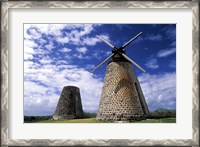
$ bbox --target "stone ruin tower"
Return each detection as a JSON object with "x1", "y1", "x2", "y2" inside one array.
[
  {"x1": 53, "y1": 86, "x2": 84, "y2": 120},
  {"x1": 93, "y1": 32, "x2": 149, "y2": 122}
]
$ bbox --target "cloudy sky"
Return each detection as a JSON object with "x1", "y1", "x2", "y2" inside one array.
[{"x1": 24, "y1": 24, "x2": 176, "y2": 116}]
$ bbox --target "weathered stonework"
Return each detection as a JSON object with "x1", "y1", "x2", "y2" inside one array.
[
  {"x1": 96, "y1": 61, "x2": 149, "y2": 122},
  {"x1": 53, "y1": 86, "x2": 84, "y2": 120}
]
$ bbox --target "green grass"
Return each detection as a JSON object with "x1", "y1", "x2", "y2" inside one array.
[
  {"x1": 37, "y1": 118, "x2": 101, "y2": 123},
  {"x1": 33, "y1": 117, "x2": 176, "y2": 123},
  {"x1": 132, "y1": 117, "x2": 176, "y2": 123}
]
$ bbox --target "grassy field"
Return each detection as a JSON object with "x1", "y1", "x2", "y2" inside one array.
[
  {"x1": 34, "y1": 117, "x2": 176, "y2": 123},
  {"x1": 25, "y1": 109, "x2": 176, "y2": 123}
]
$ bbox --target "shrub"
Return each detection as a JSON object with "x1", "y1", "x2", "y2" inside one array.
[
  {"x1": 148, "y1": 108, "x2": 176, "y2": 119},
  {"x1": 24, "y1": 116, "x2": 52, "y2": 122},
  {"x1": 83, "y1": 112, "x2": 97, "y2": 118}
]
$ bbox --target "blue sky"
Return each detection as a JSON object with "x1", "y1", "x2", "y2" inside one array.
[{"x1": 24, "y1": 24, "x2": 176, "y2": 116}]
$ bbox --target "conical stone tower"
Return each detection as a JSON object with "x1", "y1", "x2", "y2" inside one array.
[
  {"x1": 96, "y1": 61, "x2": 149, "y2": 121},
  {"x1": 53, "y1": 86, "x2": 84, "y2": 120}
]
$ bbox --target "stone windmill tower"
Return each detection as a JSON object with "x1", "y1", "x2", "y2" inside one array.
[
  {"x1": 53, "y1": 86, "x2": 84, "y2": 120},
  {"x1": 92, "y1": 32, "x2": 149, "y2": 121}
]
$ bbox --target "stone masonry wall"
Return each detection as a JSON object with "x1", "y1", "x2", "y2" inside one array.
[
  {"x1": 96, "y1": 61, "x2": 149, "y2": 121},
  {"x1": 128, "y1": 65, "x2": 150, "y2": 116},
  {"x1": 53, "y1": 86, "x2": 83, "y2": 120}
]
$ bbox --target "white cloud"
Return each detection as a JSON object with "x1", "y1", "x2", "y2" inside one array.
[
  {"x1": 24, "y1": 39, "x2": 37, "y2": 48},
  {"x1": 24, "y1": 39, "x2": 37, "y2": 60},
  {"x1": 39, "y1": 38, "x2": 47, "y2": 45},
  {"x1": 34, "y1": 24, "x2": 67, "y2": 36},
  {"x1": 24, "y1": 47, "x2": 35, "y2": 56},
  {"x1": 162, "y1": 25, "x2": 176, "y2": 40},
  {"x1": 65, "y1": 24, "x2": 83, "y2": 29},
  {"x1": 145, "y1": 58, "x2": 159, "y2": 69},
  {"x1": 80, "y1": 24, "x2": 93, "y2": 36},
  {"x1": 39, "y1": 56, "x2": 52, "y2": 65},
  {"x1": 48, "y1": 24, "x2": 66, "y2": 36},
  {"x1": 23, "y1": 24, "x2": 106, "y2": 115},
  {"x1": 56, "y1": 36, "x2": 69, "y2": 45},
  {"x1": 73, "y1": 54, "x2": 91, "y2": 60},
  {"x1": 24, "y1": 81, "x2": 48, "y2": 96},
  {"x1": 170, "y1": 41, "x2": 176, "y2": 47},
  {"x1": 92, "y1": 50, "x2": 112, "y2": 61},
  {"x1": 138, "y1": 72, "x2": 176, "y2": 111},
  {"x1": 28, "y1": 28, "x2": 41, "y2": 39},
  {"x1": 24, "y1": 24, "x2": 32, "y2": 39},
  {"x1": 85, "y1": 64, "x2": 95, "y2": 70},
  {"x1": 76, "y1": 47, "x2": 88, "y2": 54},
  {"x1": 24, "y1": 26, "x2": 54, "y2": 61},
  {"x1": 24, "y1": 60, "x2": 103, "y2": 115},
  {"x1": 144, "y1": 34, "x2": 162, "y2": 41},
  {"x1": 169, "y1": 59, "x2": 176, "y2": 68},
  {"x1": 64, "y1": 55, "x2": 73, "y2": 60},
  {"x1": 24, "y1": 54, "x2": 34, "y2": 60},
  {"x1": 24, "y1": 24, "x2": 103, "y2": 48},
  {"x1": 92, "y1": 52, "x2": 101, "y2": 60},
  {"x1": 133, "y1": 33, "x2": 163, "y2": 43},
  {"x1": 82, "y1": 34, "x2": 111, "y2": 46},
  {"x1": 83, "y1": 37, "x2": 100, "y2": 46},
  {"x1": 157, "y1": 48, "x2": 176, "y2": 57},
  {"x1": 24, "y1": 57, "x2": 176, "y2": 115},
  {"x1": 98, "y1": 34, "x2": 111, "y2": 42},
  {"x1": 24, "y1": 61, "x2": 41, "y2": 73},
  {"x1": 44, "y1": 42, "x2": 54, "y2": 50},
  {"x1": 60, "y1": 47, "x2": 71, "y2": 53},
  {"x1": 24, "y1": 59, "x2": 176, "y2": 115},
  {"x1": 52, "y1": 24, "x2": 98, "y2": 45},
  {"x1": 24, "y1": 80, "x2": 59, "y2": 115},
  {"x1": 55, "y1": 60, "x2": 68, "y2": 65},
  {"x1": 105, "y1": 51, "x2": 111, "y2": 56}
]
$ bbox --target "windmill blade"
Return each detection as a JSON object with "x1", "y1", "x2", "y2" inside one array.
[
  {"x1": 92, "y1": 53, "x2": 114, "y2": 73},
  {"x1": 121, "y1": 53, "x2": 146, "y2": 72},
  {"x1": 121, "y1": 32, "x2": 143, "y2": 49},
  {"x1": 96, "y1": 35, "x2": 116, "y2": 50}
]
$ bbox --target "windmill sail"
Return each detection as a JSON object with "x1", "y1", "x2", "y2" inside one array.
[
  {"x1": 121, "y1": 53, "x2": 146, "y2": 72},
  {"x1": 121, "y1": 32, "x2": 143, "y2": 48},
  {"x1": 96, "y1": 35, "x2": 116, "y2": 50},
  {"x1": 92, "y1": 53, "x2": 114, "y2": 73}
]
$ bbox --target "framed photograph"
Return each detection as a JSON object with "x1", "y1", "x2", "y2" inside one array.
[{"x1": 1, "y1": 1, "x2": 199, "y2": 146}]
